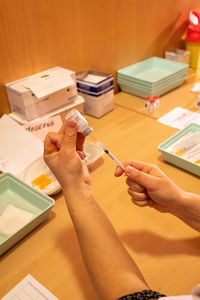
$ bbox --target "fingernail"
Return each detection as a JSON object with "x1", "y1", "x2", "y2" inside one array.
[
  {"x1": 125, "y1": 166, "x2": 134, "y2": 175},
  {"x1": 46, "y1": 144, "x2": 57, "y2": 152},
  {"x1": 67, "y1": 120, "x2": 76, "y2": 129}
]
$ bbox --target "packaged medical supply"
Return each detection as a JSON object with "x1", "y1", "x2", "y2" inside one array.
[
  {"x1": 76, "y1": 70, "x2": 114, "y2": 118},
  {"x1": 145, "y1": 96, "x2": 160, "y2": 114},
  {"x1": 191, "y1": 82, "x2": 200, "y2": 108},
  {"x1": 159, "y1": 124, "x2": 200, "y2": 177},
  {"x1": 165, "y1": 49, "x2": 190, "y2": 64},
  {"x1": 170, "y1": 131, "x2": 200, "y2": 155},
  {"x1": 6, "y1": 66, "x2": 78, "y2": 121}
]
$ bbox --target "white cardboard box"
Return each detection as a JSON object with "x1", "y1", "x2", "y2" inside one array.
[
  {"x1": 76, "y1": 70, "x2": 114, "y2": 118},
  {"x1": 9, "y1": 95, "x2": 85, "y2": 124},
  {"x1": 79, "y1": 89, "x2": 114, "y2": 118},
  {"x1": 6, "y1": 66, "x2": 78, "y2": 121},
  {"x1": 165, "y1": 49, "x2": 190, "y2": 64}
]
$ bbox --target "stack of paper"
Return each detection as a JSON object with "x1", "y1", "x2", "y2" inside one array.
[{"x1": 0, "y1": 115, "x2": 43, "y2": 176}]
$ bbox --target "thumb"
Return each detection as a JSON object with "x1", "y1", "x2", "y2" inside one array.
[
  {"x1": 125, "y1": 166, "x2": 154, "y2": 190},
  {"x1": 62, "y1": 120, "x2": 78, "y2": 151}
]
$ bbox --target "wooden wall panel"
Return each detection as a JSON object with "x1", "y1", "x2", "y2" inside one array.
[
  {"x1": 0, "y1": 0, "x2": 200, "y2": 115},
  {"x1": 79, "y1": 0, "x2": 199, "y2": 72},
  {"x1": 0, "y1": 0, "x2": 84, "y2": 115}
]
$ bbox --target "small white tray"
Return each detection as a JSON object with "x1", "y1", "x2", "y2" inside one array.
[{"x1": 19, "y1": 141, "x2": 104, "y2": 195}]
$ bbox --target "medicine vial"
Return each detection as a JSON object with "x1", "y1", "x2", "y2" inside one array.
[{"x1": 65, "y1": 109, "x2": 93, "y2": 136}]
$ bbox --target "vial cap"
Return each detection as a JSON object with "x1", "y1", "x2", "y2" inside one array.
[{"x1": 83, "y1": 127, "x2": 93, "y2": 136}]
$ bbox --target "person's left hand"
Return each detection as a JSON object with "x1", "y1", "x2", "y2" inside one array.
[{"x1": 43, "y1": 120, "x2": 91, "y2": 190}]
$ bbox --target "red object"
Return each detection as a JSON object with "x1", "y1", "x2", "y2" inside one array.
[
  {"x1": 145, "y1": 96, "x2": 159, "y2": 103},
  {"x1": 145, "y1": 96, "x2": 151, "y2": 100},
  {"x1": 186, "y1": 9, "x2": 200, "y2": 43}
]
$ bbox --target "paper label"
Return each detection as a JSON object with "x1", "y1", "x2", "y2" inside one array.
[{"x1": 23, "y1": 115, "x2": 63, "y2": 141}]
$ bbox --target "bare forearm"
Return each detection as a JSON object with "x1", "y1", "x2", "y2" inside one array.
[
  {"x1": 173, "y1": 191, "x2": 200, "y2": 232},
  {"x1": 63, "y1": 184, "x2": 148, "y2": 300}
]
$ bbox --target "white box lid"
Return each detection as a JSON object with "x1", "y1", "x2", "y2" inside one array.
[{"x1": 6, "y1": 66, "x2": 75, "y2": 99}]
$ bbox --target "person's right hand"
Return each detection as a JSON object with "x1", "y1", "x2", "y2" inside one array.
[{"x1": 114, "y1": 161, "x2": 186, "y2": 214}]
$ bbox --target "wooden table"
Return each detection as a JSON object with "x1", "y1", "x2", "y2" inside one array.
[{"x1": 1, "y1": 91, "x2": 200, "y2": 299}]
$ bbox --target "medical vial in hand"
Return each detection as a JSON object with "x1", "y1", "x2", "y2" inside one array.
[{"x1": 65, "y1": 109, "x2": 93, "y2": 136}]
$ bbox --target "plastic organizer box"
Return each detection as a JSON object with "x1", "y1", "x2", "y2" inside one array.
[
  {"x1": 158, "y1": 123, "x2": 200, "y2": 177},
  {"x1": 0, "y1": 173, "x2": 55, "y2": 255},
  {"x1": 117, "y1": 56, "x2": 188, "y2": 98}
]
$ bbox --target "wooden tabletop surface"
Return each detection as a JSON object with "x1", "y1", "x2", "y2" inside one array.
[{"x1": 1, "y1": 77, "x2": 200, "y2": 299}]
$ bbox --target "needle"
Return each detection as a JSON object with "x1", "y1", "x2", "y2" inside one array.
[{"x1": 96, "y1": 141, "x2": 125, "y2": 170}]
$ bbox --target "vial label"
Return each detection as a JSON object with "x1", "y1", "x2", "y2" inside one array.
[{"x1": 65, "y1": 109, "x2": 93, "y2": 136}]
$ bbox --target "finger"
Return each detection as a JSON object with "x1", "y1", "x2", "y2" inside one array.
[
  {"x1": 114, "y1": 166, "x2": 124, "y2": 177},
  {"x1": 126, "y1": 177, "x2": 145, "y2": 193},
  {"x1": 58, "y1": 122, "x2": 65, "y2": 135},
  {"x1": 60, "y1": 121, "x2": 85, "y2": 152},
  {"x1": 128, "y1": 188, "x2": 148, "y2": 201},
  {"x1": 125, "y1": 161, "x2": 155, "y2": 174},
  {"x1": 115, "y1": 160, "x2": 153, "y2": 177},
  {"x1": 77, "y1": 150, "x2": 85, "y2": 160},
  {"x1": 126, "y1": 161, "x2": 166, "y2": 179},
  {"x1": 132, "y1": 199, "x2": 149, "y2": 207},
  {"x1": 44, "y1": 132, "x2": 62, "y2": 155},
  {"x1": 62, "y1": 120, "x2": 78, "y2": 154},
  {"x1": 125, "y1": 165, "x2": 157, "y2": 190},
  {"x1": 114, "y1": 163, "x2": 127, "y2": 176},
  {"x1": 46, "y1": 144, "x2": 57, "y2": 153}
]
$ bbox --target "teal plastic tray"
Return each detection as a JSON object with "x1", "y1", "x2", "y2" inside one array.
[
  {"x1": 118, "y1": 78, "x2": 185, "y2": 98},
  {"x1": 0, "y1": 173, "x2": 55, "y2": 255},
  {"x1": 117, "y1": 73, "x2": 186, "y2": 91},
  {"x1": 118, "y1": 57, "x2": 188, "y2": 85},
  {"x1": 117, "y1": 70, "x2": 187, "y2": 89},
  {"x1": 158, "y1": 124, "x2": 200, "y2": 177}
]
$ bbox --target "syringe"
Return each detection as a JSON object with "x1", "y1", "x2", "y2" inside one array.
[
  {"x1": 96, "y1": 141, "x2": 125, "y2": 171},
  {"x1": 64, "y1": 110, "x2": 125, "y2": 170}
]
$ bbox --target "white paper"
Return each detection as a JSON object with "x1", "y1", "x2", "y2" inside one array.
[
  {"x1": 84, "y1": 74, "x2": 107, "y2": 84},
  {"x1": 23, "y1": 115, "x2": 63, "y2": 142},
  {"x1": 0, "y1": 115, "x2": 43, "y2": 175},
  {"x1": 0, "y1": 204, "x2": 34, "y2": 235},
  {"x1": 157, "y1": 107, "x2": 200, "y2": 129},
  {"x1": 2, "y1": 274, "x2": 59, "y2": 299},
  {"x1": 191, "y1": 82, "x2": 200, "y2": 92},
  {"x1": 21, "y1": 74, "x2": 74, "y2": 99}
]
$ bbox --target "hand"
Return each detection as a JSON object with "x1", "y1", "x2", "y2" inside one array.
[
  {"x1": 114, "y1": 161, "x2": 185, "y2": 214},
  {"x1": 43, "y1": 120, "x2": 91, "y2": 190}
]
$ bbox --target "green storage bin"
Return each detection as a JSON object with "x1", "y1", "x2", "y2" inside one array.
[
  {"x1": 0, "y1": 173, "x2": 55, "y2": 255},
  {"x1": 158, "y1": 124, "x2": 200, "y2": 177},
  {"x1": 117, "y1": 57, "x2": 188, "y2": 85}
]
